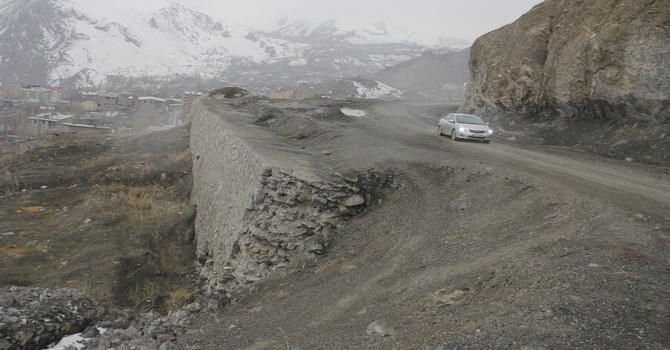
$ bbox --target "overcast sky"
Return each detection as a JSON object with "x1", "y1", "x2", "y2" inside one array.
[{"x1": 184, "y1": 0, "x2": 544, "y2": 42}]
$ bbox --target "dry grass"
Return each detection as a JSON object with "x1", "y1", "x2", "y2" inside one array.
[
  {"x1": 120, "y1": 185, "x2": 173, "y2": 224},
  {"x1": 172, "y1": 149, "x2": 192, "y2": 163},
  {"x1": 0, "y1": 168, "x2": 19, "y2": 194},
  {"x1": 1, "y1": 245, "x2": 29, "y2": 258},
  {"x1": 165, "y1": 285, "x2": 193, "y2": 311},
  {"x1": 155, "y1": 240, "x2": 189, "y2": 274},
  {"x1": 130, "y1": 280, "x2": 160, "y2": 312},
  {"x1": 64, "y1": 278, "x2": 92, "y2": 293},
  {"x1": 0, "y1": 150, "x2": 27, "y2": 165},
  {"x1": 280, "y1": 329, "x2": 302, "y2": 350},
  {"x1": 617, "y1": 245, "x2": 649, "y2": 262},
  {"x1": 63, "y1": 278, "x2": 115, "y2": 305},
  {"x1": 21, "y1": 206, "x2": 46, "y2": 213},
  {"x1": 1, "y1": 126, "x2": 195, "y2": 316},
  {"x1": 127, "y1": 280, "x2": 194, "y2": 313},
  {"x1": 275, "y1": 291, "x2": 291, "y2": 301}
]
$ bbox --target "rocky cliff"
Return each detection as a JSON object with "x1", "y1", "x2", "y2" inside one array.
[
  {"x1": 462, "y1": 0, "x2": 669, "y2": 124},
  {"x1": 460, "y1": 0, "x2": 669, "y2": 164}
]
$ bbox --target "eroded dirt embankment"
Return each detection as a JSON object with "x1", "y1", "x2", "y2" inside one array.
[
  {"x1": 183, "y1": 97, "x2": 669, "y2": 349},
  {"x1": 189, "y1": 99, "x2": 396, "y2": 298}
]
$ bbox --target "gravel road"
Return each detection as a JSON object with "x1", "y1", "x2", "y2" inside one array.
[{"x1": 180, "y1": 98, "x2": 669, "y2": 349}]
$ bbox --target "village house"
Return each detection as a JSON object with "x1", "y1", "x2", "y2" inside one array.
[
  {"x1": 20, "y1": 86, "x2": 52, "y2": 102},
  {"x1": 1, "y1": 83, "x2": 63, "y2": 101},
  {"x1": 75, "y1": 100, "x2": 98, "y2": 112},
  {"x1": 80, "y1": 91, "x2": 98, "y2": 102},
  {"x1": 99, "y1": 92, "x2": 119, "y2": 108},
  {"x1": 45, "y1": 86, "x2": 62, "y2": 101},
  {"x1": 1, "y1": 83, "x2": 21, "y2": 99},
  {"x1": 117, "y1": 94, "x2": 136, "y2": 109},
  {"x1": 18, "y1": 85, "x2": 62, "y2": 102},
  {"x1": 29, "y1": 113, "x2": 74, "y2": 137},
  {"x1": 80, "y1": 91, "x2": 136, "y2": 110},
  {"x1": 166, "y1": 98, "x2": 185, "y2": 126},
  {"x1": 182, "y1": 91, "x2": 203, "y2": 110},
  {"x1": 137, "y1": 96, "x2": 167, "y2": 117},
  {"x1": 271, "y1": 88, "x2": 297, "y2": 100},
  {"x1": 75, "y1": 112, "x2": 105, "y2": 127},
  {"x1": 55, "y1": 122, "x2": 112, "y2": 135}
]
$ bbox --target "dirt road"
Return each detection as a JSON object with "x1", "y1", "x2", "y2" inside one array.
[{"x1": 179, "y1": 99, "x2": 670, "y2": 349}]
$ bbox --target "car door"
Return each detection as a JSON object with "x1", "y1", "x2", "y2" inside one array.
[{"x1": 442, "y1": 114, "x2": 455, "y2": 135}]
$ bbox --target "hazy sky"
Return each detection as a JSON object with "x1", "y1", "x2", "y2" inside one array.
[{"x1": 184, "y1": 0, "x2": 544, "y2": 41}]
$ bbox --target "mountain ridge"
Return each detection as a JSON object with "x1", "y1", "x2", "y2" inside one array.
[{"x1": 0, "y1": 0, "x2": 470, "y2": 90}]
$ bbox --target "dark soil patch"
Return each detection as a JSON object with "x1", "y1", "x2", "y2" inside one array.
[{"x1": 0, "y1": 126, "x2": 196, "y2": 314}]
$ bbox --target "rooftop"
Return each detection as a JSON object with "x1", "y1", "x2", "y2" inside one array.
[{"x1": 29, "y1": 113, "x2": 74, "y2": 122}]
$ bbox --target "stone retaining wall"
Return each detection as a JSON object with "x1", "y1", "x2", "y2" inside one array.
[
  {"x1": 0, "y1": 287, "x2": 103, "y2": 350},
  {"x1": 190, "y1": 100, "x2": 368, "y2": 296}
]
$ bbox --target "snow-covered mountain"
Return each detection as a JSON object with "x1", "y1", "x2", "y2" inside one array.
[
  {"x1": 271, "y1": 18, "x2": 470, "y2": 49},
  {"x1": 0, "y1": 0, "x2": 470, "y2": 91},
  {"x1": 302, "y1": 76, "x2": 405, "y2": 100},
  {"x1": 0, "y1": 0, "x2": 302, "y2": 86}
]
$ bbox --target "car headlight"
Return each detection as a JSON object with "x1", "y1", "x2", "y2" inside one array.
[
  {"x1": 459, "y1": 127, "x2": 467, "y2": 133},
  {"x1": 486, "y1": 129, "x2": 493, "y2": 134}
]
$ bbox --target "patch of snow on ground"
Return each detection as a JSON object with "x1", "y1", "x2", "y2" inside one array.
[
  {"x1": 289, "y1": 58, "x2": 308, "y2": 67},
  {"x1": 48, "y1": 333, "x2": 86, "y2": 350},
  {"x1": 48, "y1": 328, "x2": 106, "y2": 350},
  {"x1": 353, "y1": 81, "x2": 404, "y2": 100},
  {"x1": 341, "y1": 108, "x2": 367, "y2": 117},
  {"x1": 145, "y1": 125, "x2": 176, "y2": 132}
]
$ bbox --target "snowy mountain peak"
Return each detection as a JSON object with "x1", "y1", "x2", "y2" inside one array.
[
  {"x1": 0, "y1": 0, "x2": 470, "y2": 90},
  {"x1": 273, "y1": 17, "x2": 470, "y2": 48}
]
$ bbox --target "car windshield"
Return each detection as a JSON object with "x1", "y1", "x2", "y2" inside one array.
[{"x1": 456, "y1": 115, "x2": 485, "y2": 125}]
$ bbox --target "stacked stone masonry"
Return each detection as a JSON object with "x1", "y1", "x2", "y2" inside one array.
[
  {"x1": 0, "y1": 287, "x2": 103, "y2": 350},
  {"x1": 190, "y1": 100, "x2": 368, "y2": 296}
]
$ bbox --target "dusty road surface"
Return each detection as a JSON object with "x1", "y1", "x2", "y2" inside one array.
[{"x1": 179, "y1": 98, "x2": 670, "y2": 349}]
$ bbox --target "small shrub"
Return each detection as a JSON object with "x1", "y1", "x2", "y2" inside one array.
[
  {"x1": 121, "y1": 185, "x2": 171, "y2": 224},
  {"x1": 165, "y1": 286, "x2": 193, "y2": 311},
  {"x1": 0, "y1": 169, "x2": 19, "y2": 194}
]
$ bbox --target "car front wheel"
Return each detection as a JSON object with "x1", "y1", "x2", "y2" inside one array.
[{"x1": 451, "y1": 129, "x2": 458, "y2": 141}]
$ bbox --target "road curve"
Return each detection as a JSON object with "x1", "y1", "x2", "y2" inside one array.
[
  {"x1": 455, "y1": 141, "x2": 670, "y2": 210},
  {"x1": 368, "y1": 101, "x2": 670, "y2": 215}
]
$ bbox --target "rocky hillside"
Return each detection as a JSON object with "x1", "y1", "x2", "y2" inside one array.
[
  {"x1": 461, "y1": 0, "x2": 669, "y2": 163},
  {"x1": 375, "y1": 49, "x2": 470, "y2": 100},
  {"x1": 462, "y1": 0, "x2": 669, "y2": 123}
]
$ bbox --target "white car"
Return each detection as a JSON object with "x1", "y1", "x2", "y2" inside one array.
[{"x1": 438, "y1": 113, "x2": 493, "y2": 143}]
